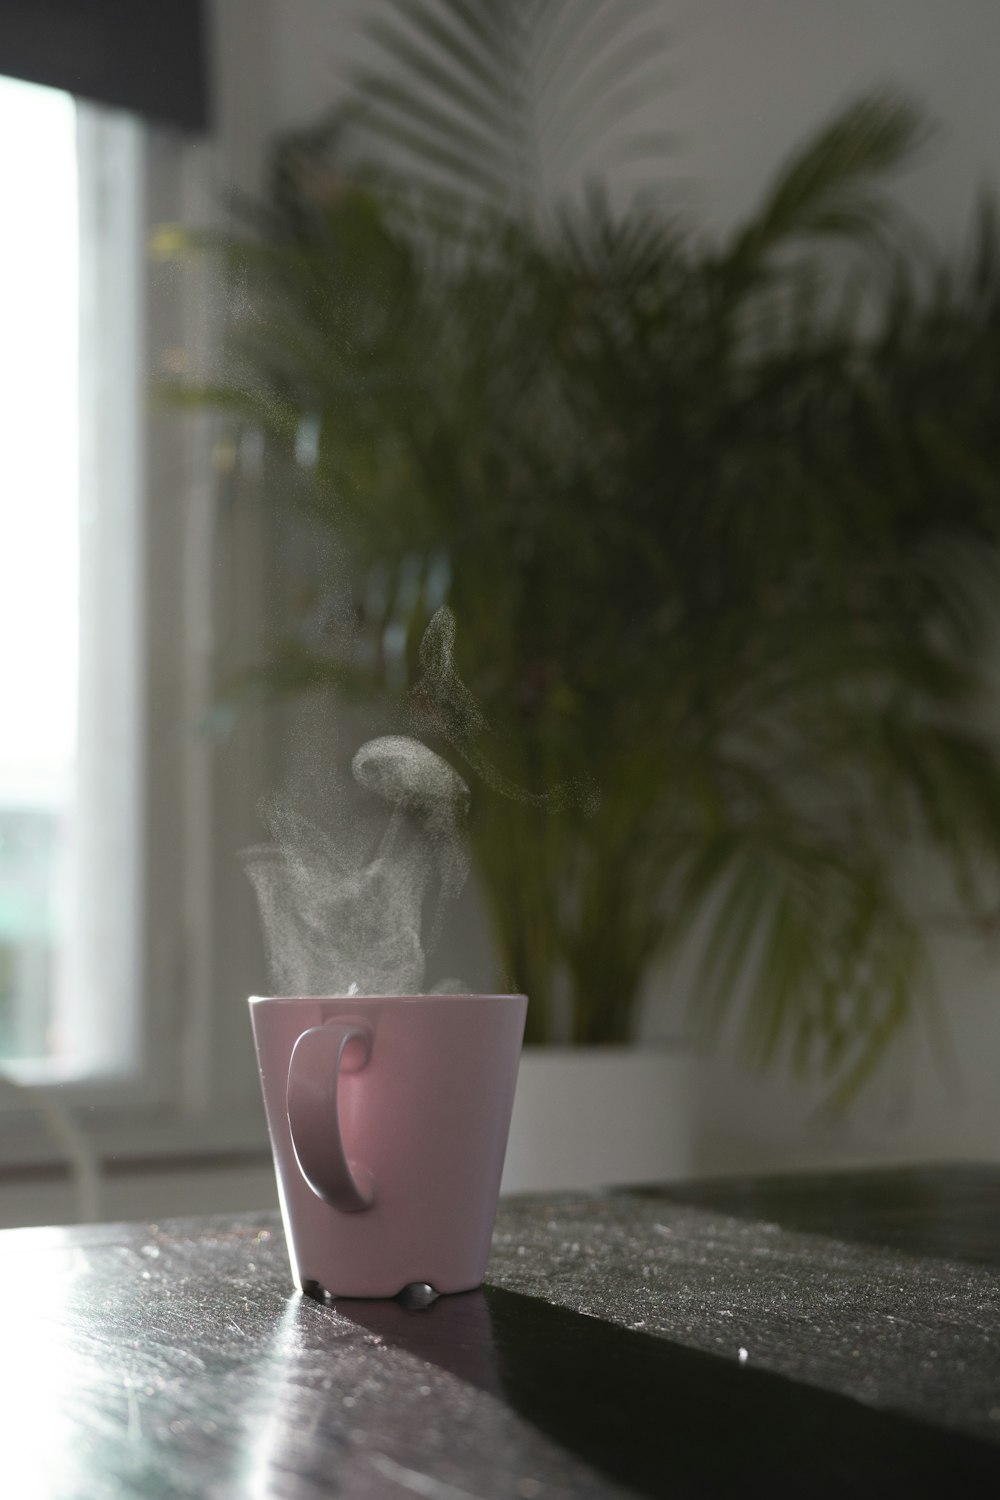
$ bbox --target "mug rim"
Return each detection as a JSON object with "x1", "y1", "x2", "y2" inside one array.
[{"x1": 248, "y1": 992, "x2": 527, "y2": 1006}]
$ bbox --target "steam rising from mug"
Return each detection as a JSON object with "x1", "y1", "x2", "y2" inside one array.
[
  {"x1": 411, "y1": 607, "x2": 600, "y2": 815},
  {"x1": 243, "y1": 736, "x2": 470, "y2": 997},
  {"x1": 242, "y1": 607, "x2": 597, "y2": 997}
]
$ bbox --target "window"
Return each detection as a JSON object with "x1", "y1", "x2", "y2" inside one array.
[
  {"x1": 0, "y1": 76, "x2": 142, "y2": 1085},
  {"x1": 0, "y1": 15, "x2": 277, "y2": 1210}
]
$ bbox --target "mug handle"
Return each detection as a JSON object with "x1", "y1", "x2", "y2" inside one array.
[{"x1": 286, "y1": 1021, "x2": 376, "y2": 1213}]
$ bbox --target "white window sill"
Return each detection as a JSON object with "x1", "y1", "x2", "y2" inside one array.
[{"x1": 0, "y1": 1108, "x2": 271, "y2": 1178}]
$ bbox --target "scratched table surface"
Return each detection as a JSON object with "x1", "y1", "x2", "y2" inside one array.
[{"x1": 1, "y1": 1166, "x2": 999, "y2": 1499}]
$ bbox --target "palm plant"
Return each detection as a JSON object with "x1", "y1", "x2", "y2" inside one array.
[{"x1": 166, "y1": 0, "x2": 1000, "y2": 1097}]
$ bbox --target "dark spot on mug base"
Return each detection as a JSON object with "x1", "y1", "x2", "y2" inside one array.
[
  {"x1": 300, "y1": 1279, "x2": 335, "y2": 1305},
  {"x1": 396, "y1": 1281, "x2": 441, "y2": 1310}
]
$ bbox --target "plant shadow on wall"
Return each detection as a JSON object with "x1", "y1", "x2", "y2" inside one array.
[{"x1": 163, "y1": 0, "x2": 1000, "y2": 1098}]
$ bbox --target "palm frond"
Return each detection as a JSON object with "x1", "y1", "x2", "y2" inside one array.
[
  {"x1": 727, "y1": 92, "x2": 931, "y2": 277},
  {"x1": 681, "y1": 831, "x2": 924, "y2": 1100},
  {"x1": 351, "y1": 0, "x2": 672, "y2": 213}
]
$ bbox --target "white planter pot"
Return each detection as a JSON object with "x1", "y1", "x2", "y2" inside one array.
[{"x1": 500, "y1": 1045, "x2": 694, "y2": 1195}]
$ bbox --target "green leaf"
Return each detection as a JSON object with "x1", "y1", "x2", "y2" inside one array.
[{"x1": 728, "y1": 91, "x2": 930, "y2": 273}]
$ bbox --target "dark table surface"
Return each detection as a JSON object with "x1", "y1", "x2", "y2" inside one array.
[{"x1": 2, "y1": 1164, "x2": 999, "y2": 1498}]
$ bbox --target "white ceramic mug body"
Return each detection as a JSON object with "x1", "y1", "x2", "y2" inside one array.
[{"x1": 249, "y1": 993, "x2": 527, "y2": 1298}]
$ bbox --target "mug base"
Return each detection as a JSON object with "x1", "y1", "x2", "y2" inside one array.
[{"x1": 300, "y1": 1277, "x2": 476, "y2": 1305}]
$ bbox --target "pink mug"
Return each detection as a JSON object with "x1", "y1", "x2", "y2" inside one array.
[{"x1": 249, "y1": 993, "x2": 527, "y2": 1298}]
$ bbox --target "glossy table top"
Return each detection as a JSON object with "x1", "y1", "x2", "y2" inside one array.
[{"x1": 1, "y1": 1165, "x2": 999, "y2": 1497}]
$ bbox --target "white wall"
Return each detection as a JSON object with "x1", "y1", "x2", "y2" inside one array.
[
  {"x1": 247, "y1": 0, "x2": 1000, "y2": 245},
  {"x1": 203, "y1": 0, "x2": 1000, "y2": 1184},
  {"x1": 672, "y1": 0, "x2": 1000, "y2": 246}
]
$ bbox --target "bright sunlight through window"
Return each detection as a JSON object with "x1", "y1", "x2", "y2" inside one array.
[
  {"x1": 0, "y1": 74, "x2": 143, "y2": 1085},
  {"x1": 0, "y1": 76, "x2": 79, "y2": 1068}
]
